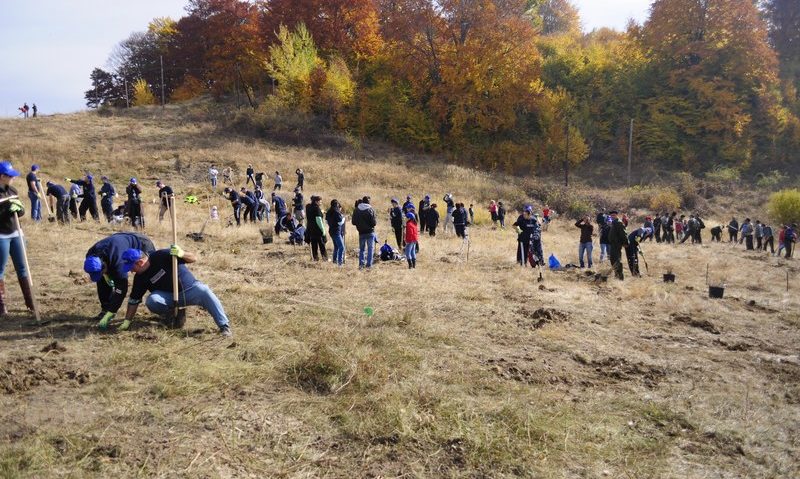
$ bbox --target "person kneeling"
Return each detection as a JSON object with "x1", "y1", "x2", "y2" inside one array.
[{"x1": 120, "y1": 245, "x2": 232, "y2": 337}]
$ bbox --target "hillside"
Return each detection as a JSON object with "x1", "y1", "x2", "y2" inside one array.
[{"x1": 1, "y1": 106, "x2": 799, "y2": 478}]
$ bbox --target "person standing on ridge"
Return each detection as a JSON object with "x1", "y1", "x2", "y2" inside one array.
[
  {"x1": 99, "y1": 176, "x2": 116, "y2": 223},
  {"x1": 26, "y1": 164, "x2": 42, "y2": 222},
  {"x1": 245, "y1": 164, "x2": 255, "y2": 187},
  {"x1": 68, "y1": 173, "x2": 99, "y2": 222},
  {"x1": 295, "y1": 168, "x2": 305, "y2": 191},
  {"x1": 0, "y1": 161, "x2": 35, "y2": 315},
  {"x1": 208, "y1": 164, "x2": 219, "y2": 190},
  {"x1": 274, "y1": 171, "x2": 282, "y2": 191}
]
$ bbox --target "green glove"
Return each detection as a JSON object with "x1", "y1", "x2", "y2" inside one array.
[
  {"x1": 97, "y1": 311, "x2": 114, "y2": 330},
  {"x1": 65, "y1": 177, "x2": 71, "y2": 182},
  {"x1": 103, "y1": 274, "x2": 115, "y2": 288},
  {"x1": 9, "y1": 199, "x2": 24, "y2": 213},
  {"x1": 170, "y1": 244, "x2": 184, "y2": 258},
  {"x1": 118, "y1": 319, "x2": 131, "y2": 331}
]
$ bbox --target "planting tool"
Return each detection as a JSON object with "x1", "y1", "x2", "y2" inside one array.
[
  {"x1": 638, "y1": 245, "x2": 649, "y2": 274},
  {"x1": 36, "y1": 182, "x2": 55, "y2": 222},
  {"x1": 168, "y1": 195, "x2": 184, "y2": 325}
]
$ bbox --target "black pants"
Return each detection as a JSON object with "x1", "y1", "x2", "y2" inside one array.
[
  {"x1": 663, "y1": 229, "x2": 674, "y2": 243},
  {"x1": 654, "y1": 226, "x2": 661, "y2": 243},
  {"x1": 711, "y1": 230, "x2": 721, "y2": 242},
  {"x1": 96, "y1": 277, "x2": 128, "y2": 314},
  {"x1": 232, "y1": 204, "x2": 241, "y2": 226},
  {"x1": 56, "y1": 195, "x2": 70, "y2": 224},
  {"x1": 393, "y1": 226, "x2": 403, "y2": 249},
  {"x1": 455, "y1": 224, "x2": 466, "y2": 238},
  {"x1": 246, "y1": 174, "x2": 255, "y2": 186},
  {"x1": 680, "y1": 231, "x2": 693, "y2": 244},
  {"x1": 764, "y1": 237, "x2": 774, "y2": 254},
  {"x1": 127, "y1": 200, "x2": 144, "y2": 229},
  {"x1": 79, "y1": 197, "x2": 99, "y2": 221},
  {"x1": 428, "y1": 225, "x2": 437, "y2": 237},
  {"x1": 694, "y1": 230, "x2": 702, "y2": 243},
  {"x1": 101, "y1": 198, "x2": 114, "y2": 222},
  {"x1": 610, "y1": 246, "x2": 624, "y2": 280},
  {"x1": 243, "y1": 204, "x2": 255, "y2": 223},
  {"x1": 756, "y1": 236, "x2": 763, "y2": 250},
  {"x1": 729, "y1": 232, "x2": 738, "y2": 243},
  {"x1": 419, "y1": 216, "x2": 427, "y2": 233},
  {"x1": 745, "y1": 235, "x2": 754, "y2": 250},
  {"x1": 69, "y1": 197, "x2": 79, "y2": 219},
  {"x1": 310, "y1": 237, "x2": 327, "y2": 260},
  {"x1": 786, "y1": 242, "x2": 794, "y2": 259},
  {"x1": 625, "y1": 244, "x2": 640, "y2": 276}
]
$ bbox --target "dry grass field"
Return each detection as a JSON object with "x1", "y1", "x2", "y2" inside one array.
[{"x1": 0, "y1": 104, "x2": 799, "y2": 478}]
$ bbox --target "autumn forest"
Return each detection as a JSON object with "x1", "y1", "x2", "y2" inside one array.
[{"x1": 85, "y1": 0, "x2": 800, "y2": 177}]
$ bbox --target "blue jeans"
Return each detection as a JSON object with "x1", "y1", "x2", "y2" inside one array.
[
  {"x1": 332, "y1": 233, "x2": 345, "y2": 265},
  {"x1": 145, "y1": 282, "x2": 229, "y2": 329},
  {"x1": 578, "y1": 242, "x2": 593, "y2": 267},
  {"x1": 404, "y1": 241, "x2": 417, "y2": 261},
  {"x1": 359, "y1": 233, "x2": 376, "y2": 268},
  {"x1": 28, "y1": 191, "x2": 41, "y2": 222},
  {"x1": 599, "y1": 243, "x2": 609, "y2": 262},
  {"x1": 0, "y1": 235, "x2": 28, "y2": 280}
]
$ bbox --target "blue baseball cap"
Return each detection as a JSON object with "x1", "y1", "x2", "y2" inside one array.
[
  {"x1": 130, "y1": 177, "x2": 137, "y2": 184},
  {"x1": 121, "y1": 249, "x2": 143, "y2": 273},
  {"x1": 405, "y1": 212, "x2": 415, "y2": 220},
  {"x1": 83, "y1": 256, "x2": 104, "y2": 282},
  {"x1": 31, "y1": 164, "x2": 40, "y2": 171},
  {"x1": 0, "y1": 162, "x2": 20, "y2": 177},
  {"x1": 524, "y1": 205, "x2": 533, "y2": 213},
  {"x1": 391, "y1": 198, "x2": 399, "y2": 204},
  {"x1": 86, "y1": 174, "x2": 93, "y2": 181}
]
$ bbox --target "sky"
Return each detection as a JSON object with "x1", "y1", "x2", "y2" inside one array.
[{"x1": 0, "y1": 1, "x2": 652, "y2": 118}]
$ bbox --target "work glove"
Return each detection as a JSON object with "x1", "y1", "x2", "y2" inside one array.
[
  {"x1": 170, "y1": 244, "x2": 185, "y2": 258},
  {"x1": 118, "y1": 319, "x2": 131, "y2": 331},
  {"x1": 97, "y1": 311, "x2": 115, "y2": 330},
  {"x1": 103, "y1": 274, "x2": 115, "y2": 288},
  {"x1": 64, "y1": 177, "x2": 71, "y2": 182},
  {"x1": 9, "y1": 199, "x2": 24, "y2": 213}
]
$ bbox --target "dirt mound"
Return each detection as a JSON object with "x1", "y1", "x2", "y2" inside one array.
[
  {"x1": 40, "y1": 341, "x2": 67, "y2": 353},
  {"x1": 486, "y1": 357, "x2": 570, "y2": 385},
  {"x1": 517, "y1": 308, "x2": 569, "y2": 329},
  {"x1": 671, "y1": 313, "x2": 720, "y2": 335},
  {"x1": 587, "y1": 356, "x2": 667, "y2": 388},
  {"x1": 1, "y1": 356, "x2": 91, "y2": 394}
]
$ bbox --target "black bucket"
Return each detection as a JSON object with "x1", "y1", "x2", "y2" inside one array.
[
  {"x1": 663, "y1": 273, "x2": 676, "y2": 283},
  {"x1": 708, "y1": 286, "x2": 725, "y2": 299}
]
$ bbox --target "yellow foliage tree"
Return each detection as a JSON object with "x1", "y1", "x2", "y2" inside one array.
[{"x1": 132, "y1": 78, "x2": 157, "y2": 106}]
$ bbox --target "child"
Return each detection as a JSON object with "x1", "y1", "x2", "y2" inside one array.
[
  {"x1": 468, "y1": 204, "x2": 475, "y2": 225},
  {"x1": 404, "y1": 212, "x2": 418, "y2": 268}
]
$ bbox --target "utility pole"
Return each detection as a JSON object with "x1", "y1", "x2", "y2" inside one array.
[
  {"x1": 124, "y1": 78, "x2": 129, "y2": 108},
  {"x1": 627, "y1": 118, "x2": 634, "y2": 187},
  {"x1": 160, "y1": 55, "x2": 165, "y2": 108},
  {"x1": 564, "y1": 123, "x2": 570, "y2": 187}
]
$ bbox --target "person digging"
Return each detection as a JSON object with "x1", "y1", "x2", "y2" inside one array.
[
  {"x1": 84, "y1": 232, "x2": 156, "y2": 329},
  {"x1": 120, "y1": 245, "x2": 232, "y2": 337}
]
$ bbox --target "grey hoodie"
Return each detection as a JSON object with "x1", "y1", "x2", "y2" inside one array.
[{"x1": 352, "y1": 202, "x2": 377, "y2": 235}]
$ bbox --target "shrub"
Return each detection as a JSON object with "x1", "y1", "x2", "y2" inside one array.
[
  {"x1": 755, "y1": 170, "x2": 788, "y2": 189},
  {"x1": 677, "y1": 172, "x2": 699, "y2": 209},
  {"x1": 767, "y1": 189, "x2": 800, "y2": 226},
  {"x1": 649, "y1": 188, "x2": 681, "y2": 212},
  {"x1": 705, "y1": 166, "x2": 741, "y2": 183},
  {"x1": 566, "y1": 197, "x2": 594, "y2": 219},
  {"x1": 288, "y1": 344, "x2": 355, "y2": 395}
]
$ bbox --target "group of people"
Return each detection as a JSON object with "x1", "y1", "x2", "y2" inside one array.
[
  {"x1": 719, "y1": 218, "x2": 796, "y2": 258},
  {"x1": 17, "y1": 103, "x2": 37, "y2": 118}
]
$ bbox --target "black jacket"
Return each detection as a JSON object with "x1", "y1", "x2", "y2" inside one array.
[
  {"x1": 390, "y1": 206, "x2": 403, "y2": 228},
  {"x1": 608, "y1": 219, "x2": 628, "y2": 247},
  {"x1": 326, "y1": 208, "x2": 343, "y2": 236},
  {"x1": 427, "y1": 208, "x2": 440, "y2": 227},
  {"x1": 0, "y1": 185, "x2": 23, "y2": 235},
  {"x1": 306, "y1": 202, "x2": 325, "y2": 238},
  {"x1": 352, "y1": 203, "x2": 377, "y2": 234},
  {"x1": 575, "y1": 221, "x2": 593, "y2": 243}
]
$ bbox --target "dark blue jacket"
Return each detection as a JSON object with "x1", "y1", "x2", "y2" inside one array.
[
  {"x1": 71, "y1": 179, "x2": 96, "y2": 200},
  {"x1": 273, "y1": 195, "x2": 287, "y2": 216},
  {"x1": 86, "y1": 233, "x2": 156, "y2": 313},
  {"x1": 100, "y1": 183, "x2": 116, "y2": 202}
]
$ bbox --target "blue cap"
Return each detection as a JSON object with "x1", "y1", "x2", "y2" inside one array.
[
  {"x1": 0, "y1": 162, "x2": 20, "y2": 178},
  {"x1": 406, "y1": 195, "x2": 412, "y2": 200},
  {"x1": 424, "y1": 195, "x2": 430, "y2": 200},
  {"x1": 121, "y1": 249, "x2": 143, "y2": 273},
  {"x1": 83, "y1": 256, "x2": 104, "y2": 282},
  {"x1": 130, "y1": 177, "x2": 137, "y2": 184},
  {"x1": 524, "y1": 205, "x2": 533, "y2": 213},
  {"x1": 391, "y1": 198, "x2": 398, "y2": 204},
  {"x1": 31, "y1": 164, "x2": 39, "y2": 171},
  {"x1": 86, "y1": 174, "x2": 93, "y2": 181},
  {"x1": 405, "y1": 212, "x2": 416, "y2": 220}
]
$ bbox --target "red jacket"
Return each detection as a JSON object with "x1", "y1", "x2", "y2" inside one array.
[{"x1": 405, "y1": 219, "x2": 419, "y2": 243}]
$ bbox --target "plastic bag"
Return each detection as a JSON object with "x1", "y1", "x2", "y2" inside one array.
[{"x1": 548, "y1": 254, "x2": 562, "y2": 270}]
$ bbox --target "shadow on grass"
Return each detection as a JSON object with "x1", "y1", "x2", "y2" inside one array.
[{"x1": 0, "y1": 311, "x2": 164, "y2": 342}]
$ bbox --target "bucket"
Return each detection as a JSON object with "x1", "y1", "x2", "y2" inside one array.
[
  {"x1": 663, "y1": 273, "x2": 676, "y2": 283},
  {"x1": 259, "y1": 228, "x2": 273, "y2": 244},
  {"x1": 708, "y1": 286, "x2": 725, "y2": 299}
]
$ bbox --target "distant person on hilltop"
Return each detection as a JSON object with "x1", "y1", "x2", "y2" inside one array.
[
  {"x1": 295, "y1": 168, "x2": 305, "y2": 191},
  {"x1": 68, "y1": 173, "x2": 99, "y2": 222},
  {"x1": 274, "y1": 171, "x2": 282, "y2": 191},
  {"x1": 99, "y1": 176, "x2": 117, "y2": 223},
  {"x1": 31, "y1": 104, "x2": 37, "y2": 117}
]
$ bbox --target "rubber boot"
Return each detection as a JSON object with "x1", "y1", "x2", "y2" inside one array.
[
  {"x1": 0, "y1": 280, "x2": 7, "y2": 316},
  {"x1": 407, "y1": 258, "x2": 412, "y2": 269},
  {"x1": 412, "y1": 259, "x2": 416, "y2": 269},
  {"x1": 18, "y1": 277, "x2": 35, "y2": 312}
]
